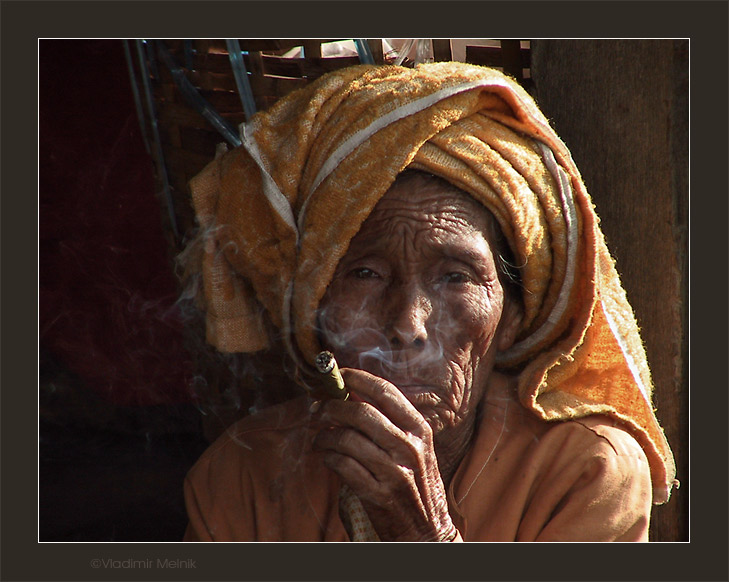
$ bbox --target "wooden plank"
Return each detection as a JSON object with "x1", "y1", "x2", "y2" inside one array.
[
  {"x1": 193, "y1": 38, "x2": 348, "y2": 56},
  {"x1": 247, "y1": 74, "x2": 308, "y2": 99},
  {"x1": 530, "y1": 39, "x2": 688, "y2": 542},
  {"x1": 183, "y1": 50, "x2": 359, "y2": 78},
  {"x1": 499, "y1": 40, "x2": 524, "y2": 81},
  {"x1": 161, "y1": 39, "x2": 184, "y2": 54},
  {"x1": 258, "y1": 95, "x2": 285, "y2": 110},
  {"x1": 192, "y1": 39, "x2": 215, "y2": 56},
  {"x1": 367, "y1": 39, "x2": 384, "y2": 64},
  {"x1": 157, "y1": 101, "x2": 210, "y2": 131},
  {"x1": 157, "y1": 100, "x2": 245, "y2": 133},
  {"x1": 187, "y1": 70, "x2": 238, "y2": 92},
  {"x1": 247, "y1": 50, "x2": 265, "y2": 76},
  {"x1": 466, "y1": 44, "x2": 530, "y2": 68},
  {"x1": 432, "y1": 39, "x2": 452, "y2": 62},
  {"x1": 235, "y1": 39, "x2": 286, "y2": 52},
  {"x1": 189, "y1": 51, "x2": 234, "y2": 73},
  {"x1": 261, "y1": 55, "x2": 361, "y2": 78},
  {"x1": 196, "y1": 89, "x2": 244, "y2": 113},
  {"x1": 302, "y1": 40, "x2": 322, "y2": 59},
  {"x1": 239, "y1": 39, "x2": 346, "y2": 53}
]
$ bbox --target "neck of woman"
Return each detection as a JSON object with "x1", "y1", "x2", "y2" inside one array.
[{"x1": 435, "y1": 371, "x2": 514, "y2": 488}]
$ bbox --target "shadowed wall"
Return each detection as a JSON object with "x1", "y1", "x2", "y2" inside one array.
[{"x1": 531, "y1": 39, "x2": 688, "y2": 542}]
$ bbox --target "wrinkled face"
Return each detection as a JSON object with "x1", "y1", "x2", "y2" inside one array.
[{"x1": 318, "y1": 173, "x2": 519, "y2": 442}]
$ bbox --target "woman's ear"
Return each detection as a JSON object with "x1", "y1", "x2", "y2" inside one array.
[{"x1": 497, "y1": 297, "x2": 523, "y2": 352}]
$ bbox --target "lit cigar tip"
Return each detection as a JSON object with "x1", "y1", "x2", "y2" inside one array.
[{"x1": 315, "y1": 350, "x2": 336, "y2": 374}]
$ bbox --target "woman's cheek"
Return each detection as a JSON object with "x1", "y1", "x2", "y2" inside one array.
[
  {"x1": 445, "y1": 362, "x2": 468, "y2": 406},
  {"x1": 464, "y1": 289, "x2": 503, "y2": 345}
]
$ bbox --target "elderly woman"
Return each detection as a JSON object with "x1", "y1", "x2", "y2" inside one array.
[{"x1": 181, "y1": 62, "x2": 676, "y2": 542}]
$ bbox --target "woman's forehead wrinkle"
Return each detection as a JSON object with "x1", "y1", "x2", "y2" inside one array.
[
  {"x1": 351, "y1": 189, "x2": 496, "y2": 262},
  {"x1": 352, "y1": 208, "x2": 487, "y2": 261}
]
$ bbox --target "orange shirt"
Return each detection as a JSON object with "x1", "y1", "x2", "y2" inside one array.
[{"x1": 183, "y1": 377, "x2": 652, "y2": 542}]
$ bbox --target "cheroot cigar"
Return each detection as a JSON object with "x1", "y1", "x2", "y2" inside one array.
[{"x1": 315, "y1": 351, "x2": 348, "y2": 400}]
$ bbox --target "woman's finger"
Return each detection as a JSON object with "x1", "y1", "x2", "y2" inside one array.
[
  {"x1": 314, "y1": 426, "x2": 403, "y2": 481},
  {"x1": 316, "y1": 398, "x2": 409, "y2": 456},
  {"x1": 320, "y1": 449, "x2": 379, "y2": 493},
  {"x1": 340, "y1": 368, "x2": 432, "y2": 438}
]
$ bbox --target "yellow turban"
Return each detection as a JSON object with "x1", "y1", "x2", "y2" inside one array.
[{"x1": 186, "y1": 62, "x2": 676, "y2": 504}]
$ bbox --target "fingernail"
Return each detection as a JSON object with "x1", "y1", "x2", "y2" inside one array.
[{"x1": 309, "y1": 400, "x2": 321, "y2": 413}]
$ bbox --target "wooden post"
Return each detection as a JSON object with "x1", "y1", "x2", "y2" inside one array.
[
  {"x1": 367, "y1": 39, "x2": 384, "y2": 64},
  {"x1": 530, "y1": 40, "x2": 688, "y2": 542},
  {"x1": 432, "y1": 39, "x2": 453, "y2": 62},
  {"x1": 499, "y1": 39, "x2": 523, "y2": 82},
  {"x1": 302, "y1": 40, "x2": 322, "y2": 59}
]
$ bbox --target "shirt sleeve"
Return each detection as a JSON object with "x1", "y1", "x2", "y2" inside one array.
[{"x1": 516, "y1": 420, "x2": 653, "y2": 542}]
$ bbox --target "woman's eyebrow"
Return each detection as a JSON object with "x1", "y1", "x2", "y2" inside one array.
[
  {"x1": 437, "y1": 242, "x2": 491, "y2": 265},
  {"x1": 346, "y1": 228, "x2": 492, "y2": 261},
  {"x1": 336, "y1": 250, "x2": 386, "y2": 268}
]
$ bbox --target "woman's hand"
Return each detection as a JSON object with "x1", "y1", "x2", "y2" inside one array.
[{"x1": 311, "y1": 368, "x2": 458, "y2": 542}]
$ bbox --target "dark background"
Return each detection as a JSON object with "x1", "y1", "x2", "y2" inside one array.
[
  {"x1": 39, "y1": 39, "x2": 208, "y2": 541},
  {"x1": 530, "y1": 39, "x2": 689, "y2": 542}
]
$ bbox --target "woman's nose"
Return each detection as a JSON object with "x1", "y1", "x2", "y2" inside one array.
[{"x1": 386, "y1": 284, "x2": 431, "y2": 348}]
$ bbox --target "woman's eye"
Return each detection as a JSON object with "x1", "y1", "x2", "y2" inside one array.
[
  {"x1": 441, "y1": 272, "x2": 470, "y2": 284},
  {"x1": 352, "y1": 268, "x2": 379, "y2": 279}
]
